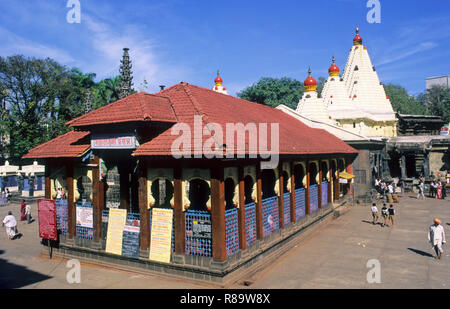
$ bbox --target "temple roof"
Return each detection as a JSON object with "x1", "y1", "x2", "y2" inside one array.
[
  {"x1": 24, "y1": 82, "x2": 357, "y2": 160},
  {"x1": 23, "y1": 131, "x2": 90, "y2": 159},
  {"x1": 67, "y1": 92, "x2": 177, "y2": 128},
  {"x1": 133, "y1": 82, "x2": 357, "y2": 157}
]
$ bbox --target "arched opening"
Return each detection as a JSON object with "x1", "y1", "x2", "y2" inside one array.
[
  {"x1": 282, "y1": 171, "x2": 289, "y2": 192},
  {"x1": 225, "y1": 178, "x2": 236, "y2": 210},
  {"x1": 321, "y1": 162, "x2": 328, "y2": 182},
  {"x1": 261, "y1": 169, "x2": 276, "y2": 199},
  {"x1": 338, "y1": 160, "x2": 348, "y2": 197},
  {"x1": 309, "y1": 163, "x2": 318, "y2": 186},
  {"x1": 244, "y1": 175, "x2": 254, "y2": 205},
  {"x1": 294, "y1": 164, "x2": 305, "y2": 189},
  {"x1": 188, "y1": 179, "x2": 210, "y2": 211},
  {"x1": 151, "y1": 178, "x2": 174, "y2": 208}
]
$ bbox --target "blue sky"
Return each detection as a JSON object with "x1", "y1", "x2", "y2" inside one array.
[{"x1": 0, "y1": 0, "x2": 449, "y2": 96}]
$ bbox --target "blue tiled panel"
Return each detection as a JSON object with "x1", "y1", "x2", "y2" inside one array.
[
  {"x1": 185, "y1": 210, "x2": 212, "y2": 257},
  {"x1": 6, "y1": 176, "x2": 17, "y2": 188},
  {"x1": 244, "y1": 203, "x2": 257, "y2": 246},
  {"x1": 310, "y1": 185, "x2": 319, "y2": 213},
  {"x1": 56, "y1": 199, "x2": 69, "y2": 235},
  {"x1": 262, "y1": 196, "x2": 279, "y2": 238},
  {"x1": 294, "y1": 188, "x2": 305, "y2": 220},
  {"x1": 322, "y1": 182, "x2": 328, "y2": 207},
  {"x1": 283, "y1": 192, "x2": 291, "y2": 226},
  {"x1": 225, "y1": 208, "x2": 239, "y2": 256}
]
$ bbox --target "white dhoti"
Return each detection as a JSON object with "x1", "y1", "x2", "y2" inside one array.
[{"x1": 5, "y1": 226, "x2": 15, "y2": 238}]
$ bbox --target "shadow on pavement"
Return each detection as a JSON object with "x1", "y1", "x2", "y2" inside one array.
[
  {"x1": 0, "y1": 254, "x2": 52, "y2": 288},
  {"x1": 361, "y1": 220, "x2": 383, "y2": 226},
  {"x1": 408, "y1": 248, "x2": 434, "y2": 258}
]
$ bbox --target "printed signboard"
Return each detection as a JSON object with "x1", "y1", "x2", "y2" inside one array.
[
  {"x1": 105, "y1": 209, "x2": 127, "y2": 255},
  {"x1": 192, "y1": 219, "x2": 212, "y2": 239},
  {"x1": 122, "y1": 217, "x2": 140, "y2": 259},
  {"x1": 76, "y1": 204, "x2": 93, "y2": 228},
  {"x1": 149, "y1": 208, "x2": 173, "y2": 263},
  {"x1": 91, "y1": 133, "x2": 137, "y2": 149},
  {"x1": 38, "y1": 199, "x2": 58, "y2": 241}
]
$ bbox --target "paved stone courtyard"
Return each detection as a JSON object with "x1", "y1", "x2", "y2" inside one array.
[{"x1": 1, "y1": 194, "x2": 449, "y2": 289}]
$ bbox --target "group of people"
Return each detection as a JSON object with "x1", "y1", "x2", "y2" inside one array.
[
  {"x1": 371, "y1": 203, "x2": 396, "y2": 227},
  {"x1": 429, "y1": 180, "x2": 447, "y2": 199},
  {"x1": 2, "y1": 200, "x2": 32, "y2": 240},
  {"x1": 374, "y1": 178, "x2": 406, "y2": 198}
]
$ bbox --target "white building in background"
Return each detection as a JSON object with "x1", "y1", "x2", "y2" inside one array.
[
  {"x1": 294, "y1": 28, "x2": 397, "y2": 138},
  {"x1": 426, "y1": 76, "x2": 450, "y2": 90}
]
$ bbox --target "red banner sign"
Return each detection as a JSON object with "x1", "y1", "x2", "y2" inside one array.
[{"x1": 38, "y1": 199, "x2": 57, "y2": 241}]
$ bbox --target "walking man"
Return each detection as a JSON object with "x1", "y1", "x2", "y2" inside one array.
[
  {"x1": 371, "y1": 203, "x2": 379, "y2": 225},
  {"x1": 417, "y1": 180, "x2": 425, "y2": 199},
  {"x1": 25, "y1": 202, "x2": 32, "y2": 224},
  {"x1": 428, "y1": 218, "x2": 446, "y2": 260},
  {"x1": 2, "y1": 211, "x2": 17, "y2": 240},
  {"x1": 381, "y1": 204, "x2": 389, "y2": 227},
  {"x1": 388, "y1": 205, "x2": 395, "y2": 228}
]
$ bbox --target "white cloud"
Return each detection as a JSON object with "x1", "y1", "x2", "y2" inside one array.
[{"x1": 0, "y1": 26, "x2": 75, "y2": 64}]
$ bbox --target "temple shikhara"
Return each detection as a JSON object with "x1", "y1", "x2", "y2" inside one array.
[{"x1": 296, "y1": 28, "x2": 397, "y2": 138}]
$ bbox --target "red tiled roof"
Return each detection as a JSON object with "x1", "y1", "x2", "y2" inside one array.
[
  {"x1": 23, "y1": 131, "x2": 90, "y2": 159},
  {"x1": 133, "y1": 83, "x2": 358, "y2": 157},
  {"x1": 67, "y1": 92, "x2": 177, "y2": 128}
]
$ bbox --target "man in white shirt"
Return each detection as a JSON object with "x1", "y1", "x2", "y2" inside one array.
[
  {"x1": 2, "y1": 211, "x2": 17, "y2": 240},
  {"x1": 429, "y1": 218, "x2": 446, "y2": 260},
  {"x1": 25, "y1": 203, "x2": 32, "y2": 224},
  {"x1": 371, "y1": 203, "x2": 379, "y2": 225}
]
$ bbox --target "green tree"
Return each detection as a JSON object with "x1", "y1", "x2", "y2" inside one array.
[
  {"x1": 0, "y1": 55, "x2": 98, "y2": 161},
  {"x1": 424, "y1": 85, "x2": 450, "y2": 123},
  {"x1": 92, "y1": 76, "x2": 121, "y2": 109},
  {"x1": 384, "y1": 83, "x2": 429, "y2": 115},
  {"x1": 237, "y1": 77, "x2": 304, "y2": 109}
]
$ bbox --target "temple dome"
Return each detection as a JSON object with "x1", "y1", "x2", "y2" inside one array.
[
  {"x1": 304, "y1": 68, "x2": 317, "y2": 92},
  {"x1": 353, "y1": 27, "x2": 363, "y2": 46},
  {"x1": 328, "y1": 56, "x2": 340, "y2": 76}
]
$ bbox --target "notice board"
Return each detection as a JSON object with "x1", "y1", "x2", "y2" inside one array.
[
  {"x1": 122, "y1": 217, "x2": 140, "y2": 259},
  {"x1": 149, "y1": 208, "x2": 173, "y2": 263},
  {"x1": 38, "y1": 199, "x2": 57, "y2": 241},
  {"x1": 76, "y1": 204, "x2": 93, "y2": 228},
  {"x1": 105, "y1": 209, "x2": 127, "y2": 255}
]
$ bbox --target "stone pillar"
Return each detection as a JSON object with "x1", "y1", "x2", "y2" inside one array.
[
  {"x1": 45, "y1": 165, "x2": 51, "y2": 200},
  {"x1": 318, "y1": 161, "x2": 323, "y2": 209},
  {"x1": 278, "y1": 164, "x2": 284, "y2": 229},
  {"x1": 256, "y1": 164, "x2": 263, "y2": 240},
  {"x1": 423, "y1": 152, "x2": 430, "y2": 179},
  {"x1": 290, "y1": 162, "x2": 296, "y2": 223},
  {"x1": 306, "y1": 162, "x2": 310, "y2": 216},
  {"x1": 401, "y1": 155, "x2": 406, "y2": 179},
  {"x1": 138, "y1": 161, "x2": 150, "y2": 255},
  {"x1": 238, "y1": 166, "x2": 246, "y2": 251},
  {"x1": 211, "y1": 166, "x2": 226, "y2": 262},
  {"x1": 173, "y1": 167, "x2": 185, "y2": 254},
  {"x1": 67, "y1": 163, "x2": 75, "y2": 240},
  {"x1": 92, "y1": 156, "x2": 102, "y2": 244},
  {"x1": 119, "y1": 165, "x2": 130, "y2": 210}
]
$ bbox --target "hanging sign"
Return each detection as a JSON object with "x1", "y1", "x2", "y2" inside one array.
[
  {"x1": 38, "y1": 199, "x2": 57, "y2": 241},
  {"x1": 105, "y1": 209, "x2": 127, "y2": 255},
  {"x1": 192, "y1": 219, "x2": 212, "y2": 239},
  {"x1": 91, "y1": 133, "x2": 138, "y2": 149},
  {"x1": 149, "y1": 208, "x2": 173, "y2": 263}
]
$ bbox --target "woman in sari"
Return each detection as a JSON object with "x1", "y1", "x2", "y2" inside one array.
[
  {"x1": 436, "y1": 182, "x2": 443, "y2": 199},
  {"x1": 20, "y1": 199, "x2": 27, "y2": 221}
]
